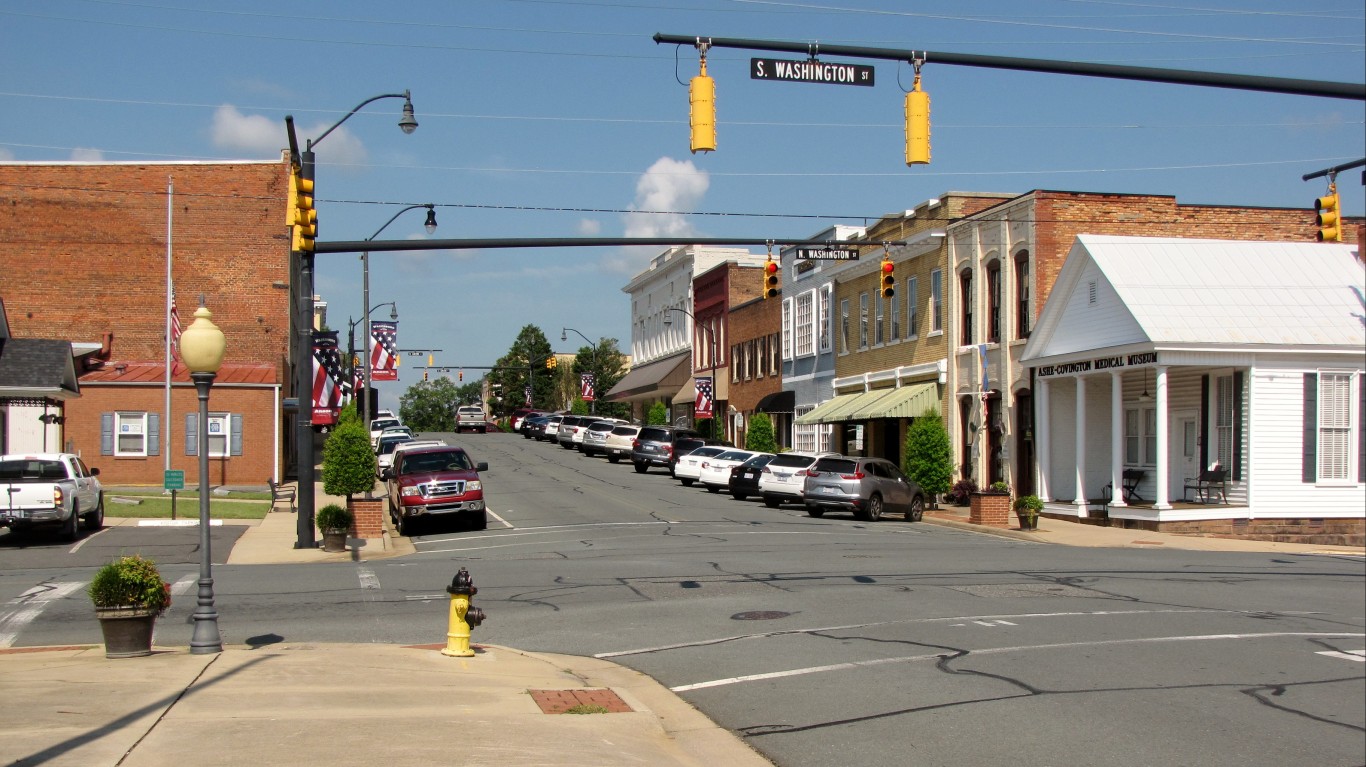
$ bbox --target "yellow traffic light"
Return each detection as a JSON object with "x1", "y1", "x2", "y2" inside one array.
[
  {"x1": 880, "y1": 257, "x2": 896, "y2": 298},
  {"x1": 904, "y1": 71, "x2": 930, "y2": 166},
  {"x1": 287, "y1": 168, "x2": 316, "y2": 252},
  {"x1": 689, "y1": 53, "x2": 716, "y2": 154},
  {"x1": 546, "y1": 356, "x2": 557, "y2": 370},
  {"x1": 1315, "y1": 188, "x2": 1342, "y2": 242},
  {"x1": 762, "y1": 257, "x2": 779, "y2": 299},
  {"x1": 423, "y1": 371, "x2": 429, "y2": 382},
  {"x1": 458, "y1": 371, "x2": 463, "y2": 382}
]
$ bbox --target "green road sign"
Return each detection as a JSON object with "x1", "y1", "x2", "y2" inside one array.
[{"x1": 164, "y1": 469, "x2": 185, "y2": 490}]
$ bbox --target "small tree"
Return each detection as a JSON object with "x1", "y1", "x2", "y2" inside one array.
[
  {"x1": 903, "y1": 409, "x2": 953, "y2": 508},
  {"x1": 647, "y1": 401, "x2": 668, "y2": 426},
  {"x1": 745, "y1": 412, "x2": 778, "y2": 453},
  {"x1": 322, "y1": 419, "x2": 376, "y2": 499},
  {"x1": 337, "y1": 401, "x2": 360, "y2": 427},
  {"x1": 570, "y1": 399, "x2": 589, "y2": 415}
]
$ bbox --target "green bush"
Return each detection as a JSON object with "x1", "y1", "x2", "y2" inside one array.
[
  {"x1": 336, "y1": 401, "x2": 360, "y2": 427},
  {"x1": 989, "y1": 481, "x2": 1011, "y2": 494},
  {"x1": 1013, "y1": 494, "x2": 1043, "y2": 514},
  {"x1": 745, "y1": 412, "x2": 778, "y2": 453},
  {"x1": 903, "y1": 410, "x2": 953, "y2": 505},
  {"x1": 646, "y1": 401, "x2": 668, "y2": 426},
  {"x1": 315, "y1": 503, "x2": 353, "y2": 532},
  {"x1": 321, "y1": 419, "x2": 376, "y2": 498},
  {"x1": 88, "y1": 555, "x2": 170, "y2": 614}
]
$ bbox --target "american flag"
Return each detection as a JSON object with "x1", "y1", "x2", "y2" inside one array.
[
  {"x1": 369, "y1": 321, "x2": 399, "y2": 382},
  {"x1": 695, "y1": 375, "x2": 714, "y2": 419},
  {"x1": 169, "y1": 289, "x2": 183, "y2": 359},
  {"x1": 581, "y1": 373, "x2": 595, "y2": 402},
  {"x1": 524, "y1": 385, "x2": 532, "y2": 406},
  {"x1": 312, "y1": 331, "x2": 344, "y2": 419}
]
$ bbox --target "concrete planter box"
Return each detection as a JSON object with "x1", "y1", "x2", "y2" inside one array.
[{"x1": 969, "y1": 491, "x2": 1011, "y2": 528}]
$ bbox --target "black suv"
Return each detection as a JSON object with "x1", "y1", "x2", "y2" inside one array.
[{"x1": 630, "y1": 425, "x2": 699, "y2": 474}]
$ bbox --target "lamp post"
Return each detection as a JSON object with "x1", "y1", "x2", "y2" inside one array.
[
  {"x1": 362, "y1": 204, "x2": 435, "y2": 427},
  {"x1": 663, "y1": 307, "x2": 717, "y2": 440},
  {"x1": 347, "y1": 301, "x2": 399, "y2": 419},
  {"x1": 560, "y1": 327, "x2": 597, "y2": 416},
  {"x1": 286, "y1": 90, "x2": 416, "y2": 550},
  {"x1": 179, "y1": 297, "x2": 226, "y2": 655}
]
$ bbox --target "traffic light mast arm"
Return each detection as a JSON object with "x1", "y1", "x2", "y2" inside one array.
[{"x1": 653, "y1": 33, "x2": 1365, "y2": 101}]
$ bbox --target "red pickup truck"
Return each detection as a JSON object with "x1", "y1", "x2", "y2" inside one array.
[{"x1": 381, "y1": 445, "x2": 488, "y2": 535}]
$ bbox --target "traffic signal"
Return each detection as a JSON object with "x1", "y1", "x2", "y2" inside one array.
[
  {"x1": 904, "y1": 71, "x2": 930, "y2": 166},
  {"x1": 423, "y1": 371, "x2": 429, "y2": 381},
  {"x1": 546, "y1": 356, "x2": 557, "y2": 370},
  {"x1": 880, "y1": 257, "x2": 896, "y2": 298},
  {"x1": 458, "y1": 371, "x2": 463, "y2": 382},
  {"x1": 1315, "y1": 187, "x2": 1342, "y2": 242},
  {"x1": 286, "y1": 167, "x2": 316, "y2": 252},
  {"x1": 689, "y1": 53, "x2": 716, "y2": 154},
  {"x1": 762, "y1": 257, "x2": 779, "y2": 299}
]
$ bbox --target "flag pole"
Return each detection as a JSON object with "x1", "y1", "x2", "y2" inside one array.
[{"x1": 165, "y1": 177, "x2": 174, "y2": 472}]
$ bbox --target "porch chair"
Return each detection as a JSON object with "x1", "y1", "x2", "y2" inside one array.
[
  {"x1": 1183, "y1": 467, "x2": 1228, "y2": 505},
  {"x1": 268, "y1": 479, "x2": 296, "y2": 513}
]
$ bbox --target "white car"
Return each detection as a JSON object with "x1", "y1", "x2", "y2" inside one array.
[
  {"x1": 759, "y1": 452, "x2": 833, "y2": 507},
  {"x1": 369, "y1": 417, "x2": 401, "y2": 447},
  {"x1": 673, "y1": 446, "x2": 728, "y2": 487},
  {"x1": 374, "y1": 433, "x2": 415, "y2": 477},
  {"x1": 602, "y1": 424, "x2": 641, "y2": 463},
  {"x1": 381, "y1": 438, "x2": 447, "y2": 477},
  {"x1": 698, "y1": 449, "x2": 764, "y2": 493}
]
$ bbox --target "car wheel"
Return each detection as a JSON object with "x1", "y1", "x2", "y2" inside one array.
[
  {"x1": 706, "y1": 486, "x2": 719, "y2": 493},
  {"x1": 607, "y1": 455, "x2": 620, "y2": 464},
  {"x1": 763, "y1": 496, "x2": 780, "y2": 508},
  {"x1": 732, "y1": 491, "x2": 747, "y2": 501},
  {"x1": 907, "y1": 495, "x2": 925, "y2": 522},
  {"x1": 396, "y1": 513, "x2": 410, "y2": 537},
  {"x1": 472, "y1": 512, "x2": 488, "y2": 531},
  {"x1": 83, "y1": 493, "x2": 105, "y2": 531},
  {"x1": 859, "y1": 494, "x2": 883, "y2": 521},
  {"x1": 806, "y1": 505, "x2": 825, "y2": 518},
  {"x1": 680, "y1": 478, "x2": 693, "y2": 486},
  {"x1": 633, "y1": 462, "x2": 647, "y2": 474},
  {"x1": 63, "y1": 504, "x2": 79, "y2": 541}
]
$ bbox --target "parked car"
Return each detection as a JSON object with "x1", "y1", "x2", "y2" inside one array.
[
  {"x1": 673, "y1": 445, "x2": 729, "y2": 486},
  {"x1": 369, "y1": 417, "x2": 402, "y2": 447},
  {"x1": 374, "y1": 433, "x2": 415, "y2": 477},
  {"x1": 602, "y1": 424, "x2": 641, "y2": 463},
  {"x1": 456, "y1": 405, "x2": 488, "y2": 433},
  {"x1": 759, "y1": 451, "x2": 832, "y2": 508},
  {"x1": 0, "y1": 452, "x2": 103, "y2": 539},
  {"x1": 378, "y1": 425, "x2": 414, "y2": 442},
  {"x1": 802, "y1": 455, "x2": 926, "y2": 522},
  {"x1": 520, "y1": 414, "x2": 550, "y2": 439},
  {"x1": 556, "y1": 415, "x2": 593, "y2": 449},
  {"x1": 580, "y1": 419, "x2": 627, "y2": 457},
  {"x1": 539, "y1": 414, "x2": 565, "y2": 441},
  {"x1": 698, "y1": 449, "x2": 764, "y2": 493},
  {"x1": 381, "y1": 438, "x2": 446, "y2": 477},
  {"x1": 381, "y1": 445, "x2": 489, "y2": 535},
  {"x1": 666, "y1": 436, "x2": 713, "y2": 478},
  {"x1": 509, "y1": 408, "x2": 543, "y2": 431},
  {"x1": 630, "y1": 425, "x2": 700, "y2": 474},
  {"x1": 729, "y1": 452, "x2": 778, "y2": 500}
]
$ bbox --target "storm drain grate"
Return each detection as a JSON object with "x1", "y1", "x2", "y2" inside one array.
[
  {"x1": 731, "y1": 610, "x2": 793, "y2": 621},
  {"x1": 529, "y1": 689, "x2": 633, "y2": 714},
  {"x1": 947, "y1": 583, "x2": 1101, "y2": 598}
]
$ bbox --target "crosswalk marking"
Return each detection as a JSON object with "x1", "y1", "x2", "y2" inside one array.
[
  {"x1": 0, "y1": 582, "x2": 85, "y2": 648},
  {"x1": 1316, "y1": 650, "x2": 1365, "y2": 662}
]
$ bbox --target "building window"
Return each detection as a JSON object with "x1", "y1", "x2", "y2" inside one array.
[
  {"x1": 795, "y1": 406, "x2": 817, "y2": 453},
  {"x1": 795, "y1": 291, "x2": 815, "y2": 357},
  {"x1": 818, "y1": 284, "x2": 832, "y2": 352},
  {"x1": 115, "y1": 412, "x2": 149, "y2": 457},
  {"x1": 207, "y1": 413, "x2": 229, "y2": 458},
  {"x1": 839, "y1": 299, "x2": 850, "y2": 354},
  {"x1": 959, "y1": 269, "x2": 974, "y2": 346},
  {"x1": 1015, "y1": 251, "x2": 1031, "y2": 339},
  {"x1": 906, "y1": 276, "x2": 918, "y2": 338},
  {"x1": 1125, "y1": 406, "x2": 1158, "y2": 466},
  {"x1": 770, "y1": 332, "x2": 780, "y2": 372},
  {"x1": 859, "y1": 293, "x2": 870, "y2": 349},
  {"x1": 889, "y1": 281, "x2": 900, "y2": 340},
  {"x1": 987, "y1": 260, "x2": 1002, "y2": 344},
  {"x1": 874, "y1": 291, "x2": 885, "y2": 346},
  {"x1": 1215, "y1": 374, "x2": 1234, "y2": 470},
  {"x1": 781, "y1": 299, "x2": 793, "y2": 361},
  {"x1": 930, "y1": 269, "x2": 943, "y2": 333},
  {"x1": 1318, "y1": 372, "x2": 1353, "y2": 481}
]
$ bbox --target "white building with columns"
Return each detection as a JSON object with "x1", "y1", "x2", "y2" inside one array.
[{"x1": 1020, "y1": 235, "x2": 1363, "y2": 537}]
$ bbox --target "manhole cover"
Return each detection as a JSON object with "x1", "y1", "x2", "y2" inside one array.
[
  {"x1": 731, "y1": 610, "x2": 792, "y2": 620},
  {"x1": 947, "y1": 583, "x2": 1100, "y2": 598}
]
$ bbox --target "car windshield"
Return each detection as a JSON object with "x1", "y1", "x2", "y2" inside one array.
[
  {"x1": 769, "y1": 453, "x2": 817, "y2": 468},
  {"x1": 689, "y1": 447, "x2": 726, "y2": 458},
  {"x1": 742, "y1": 454, "x2": 776, "y2": 468},
  {"x1": 378, "y1": 438, "x2": 412, "y2": 455},
  {"x1": 637, "y1": 427, "x2": 670, "y2": 441},
  {"x1": 370, "y1": 418, "x2": 399, "y2": 431},
  {"x1": 811, "y1": 458, "x2": 858, "y2": 474},
  {"x1": 403, "y1": 451, "x2": 473, "y2": 473},
  {"x1": 0, "y1": 459, "x2": 67, "y2": 480},
  {"x1": 714, "y1": 450, "x2": 753, "y2": 462}
]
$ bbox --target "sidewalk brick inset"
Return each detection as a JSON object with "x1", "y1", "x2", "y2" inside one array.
[{"x1": 529, "y1": 689, "x2": 633, "y2": 714}]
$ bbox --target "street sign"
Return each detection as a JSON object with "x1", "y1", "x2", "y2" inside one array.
[
  {"x1": 795, "y1": 248, "x2": 860, "y2": 261},
  {"x1": 163, "y1": 469, "x2": 185, "y2": 490},
  {"x1": 751, "y1": 58, "x2": 874, "y2": 87}
]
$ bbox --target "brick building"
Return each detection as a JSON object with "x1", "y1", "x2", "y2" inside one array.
[{"x1": 0, "y1": 160, "x2": 293, "y2": 487}]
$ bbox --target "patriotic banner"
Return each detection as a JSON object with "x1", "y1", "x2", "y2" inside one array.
[
  {"x1": 369, "y1": 321, "x2": 399, "y2": 381},
  {"x1": 312, "y1": 331, "x2": 344, "y2": 425},
  {"x1": 524, "y1": 385, "x2": 532, "y2": 406},
  {"x1": 580, "y1": 373, "x2": 595, "y2": 402},
  {"x1": 694, "y1": 375, "x2": 714, "y2": 419}
]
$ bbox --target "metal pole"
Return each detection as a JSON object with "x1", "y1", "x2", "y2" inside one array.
[
  {"x1": 362, "y1": 251, "x2": 371, "y2": 429},
  {"x1": 295, "y1": 148, "x2": 317, "y2": 550},
  {"x1": 190, "y1": 371, "x2": 222, "y2": 654},
  {"x1": 317, "y1": 236, "x2": 908, "y2": 254}
]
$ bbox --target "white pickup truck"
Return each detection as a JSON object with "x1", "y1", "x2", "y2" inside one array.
[{"x1": 0, "y1": 453, "x2": 104, "y2": 540}]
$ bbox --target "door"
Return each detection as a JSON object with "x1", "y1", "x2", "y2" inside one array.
[{"x1": 1170, "y1": 410, "x2": 1199, "y2": 501}]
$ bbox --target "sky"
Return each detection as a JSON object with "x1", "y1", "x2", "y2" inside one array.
[{"x1": 2, "y1": 0, "x2": 1363, "y2": 413}]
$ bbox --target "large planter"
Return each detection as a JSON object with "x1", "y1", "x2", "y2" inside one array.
[
  {"x1": 321, "y1": 529, "x2": 348, "y2": 552},
  {"x1": 968, "y1": 491, "x2": 1011, "y2": 528},
  {"x1": 96, "y1": 607, "x2": 157, "y2": 658},
  {"x1": 1017, "y1": 512, "x2": 1039, "y2": 531}
]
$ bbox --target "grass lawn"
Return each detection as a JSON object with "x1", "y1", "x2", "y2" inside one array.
[{"x1": 104, "y1": 493, "x2": 270, "y2": 520}]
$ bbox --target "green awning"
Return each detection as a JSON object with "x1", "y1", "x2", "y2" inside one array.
[
  {"x1": 853, "y1": 382, "x2": 939, "y2": 420},
  {"x1": 793, "y1": 392, "x2": 861, "y2": 425}
]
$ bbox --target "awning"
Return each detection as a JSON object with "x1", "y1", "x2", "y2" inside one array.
[
  {"x1": 852, "y1": 382, "x2": 939, "y2": 420},
  {"x1": 603, "y1": 352, "x2": 690, "y2": 402},
  {"x1": 755, "y1": 390, "x2": 795, "y2": 413},
  {"x1": 793, "y1": 392, "x2": 862, "y2": 425},
  {"x1": 672, "y1": 377, "x2": 695, "y2": 405}
]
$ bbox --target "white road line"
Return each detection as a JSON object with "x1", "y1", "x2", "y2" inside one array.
[
  {"x1": 69, "y1": 526, "x2": 112, "y2": 554},
  {"x1": 357, "y1": 566, "x2": 381, "y2": 591},
  {"x1": 0, "y1": 582, "x2": 85, "y2": 648},
  {"x1": 1316, "y1": 650, "x2": 1366, "y2": 662},
  {"x1": 669, "y1": 632, "x2": 1366, "y2": 693},
  {"x1": 171, "y1": 574, "x2": 197, "y2": 597},
  {"x1": 485, "y1": 509, "x2": 513, "y2": 528}
]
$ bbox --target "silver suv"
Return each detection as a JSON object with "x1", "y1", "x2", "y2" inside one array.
[{"x1": 802, "y1": 455, "x2": 925, "y2": 522}]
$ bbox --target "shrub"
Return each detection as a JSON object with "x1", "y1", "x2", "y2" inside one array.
[
  {"x1": 315, "y1": 503, "x2": 353, "y2": 532},
  {"x1": 1013, "y1": 494, "x2": 1043, "y2": 514},
  {"x1": 336, "y1": 401, "x2": 360, "y2": 427},
  {"x1": 745, "y1": 412, "x2": 777, "y2": 454},
  {"x1": 989, "y1": 481, "x2": 1011, "y2": 494},
  {"x1": 646, "y1": 401, "x2": 668, "y2": 426},
  {"x1": 946, "y1": 479, "x2": 978, "y2": 506},
  {"x1": 321, "y1": 419, "x2": 376, "y2": 498},
  {"x1": 88, "y1": 555, "x2": 171, "y2": 615},
  {"x1": 903, "y1": 411, "x2": 953, "y2": 506}
]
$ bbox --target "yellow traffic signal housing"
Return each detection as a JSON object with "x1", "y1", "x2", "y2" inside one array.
[
  {"x1": 690, "y1": 56, "x2": 716, "y2": 154},
  {"x1": 762, "y1": 257, "x2": 779, "y2": 299},
  {"x1": 904, "y1": 73, "x2": 930, "y2": 166},
  {"x1": 880, "y1": 257, "x2": 896, "y2": 298},
  {"x1": 1315, "y1": 190, "x2": 1342, "y2": 242},
  {"x1": 546, "y1": 356, "x2": 557, "y2": 370},
  {"x1": 423, "y1": 371, "x2": 429, "y2": 381},
  {"x1": 287, "y1": 169, "x2": 316, "y2": 252}
]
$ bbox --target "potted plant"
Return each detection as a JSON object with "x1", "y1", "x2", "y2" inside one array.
[
  {"x1": 947, "y1": 478, "x2": 978, "y2": 507},
  {"x1": 1013, "y1": 494, "x2": 1043, "y2": 531},
  {"x1": 316, "y1": 503, "x2": 353, "y2": 552},
  {"x1": 88, "y1": 554, "x2": 170, "y2": 658},
  {"x1": 989, "y1": 481, "x2": 1011, "y2": 495}
]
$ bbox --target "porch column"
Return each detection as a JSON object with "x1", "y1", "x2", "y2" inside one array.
[
  {"x1": 1037, "y1": 377, "x2": 1052, "y2": 502},
  {"x1": 1074, "y1": 376, "x2": 1088, "y2": 517},
  {"x1": 1154, "y1": 365, "x2": 1172, "y2": 510},
  {"x1": 1109, "y1": 370, "x2": 1127, "y2": 508}
]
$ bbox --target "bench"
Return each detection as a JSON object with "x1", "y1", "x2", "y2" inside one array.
[
  {"x1": 268, "y1": 479, "x2": 296, "y2": 513},
  {"x1": 1121, "y1": 469, "x2": 1146, "y2": 503},
  {"x1": 1183, "y1": 468, "x2": 1228, "y2": 505}
]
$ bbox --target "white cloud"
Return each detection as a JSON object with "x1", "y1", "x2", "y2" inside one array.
[
  {"x1": 69, "y1": 148, "x2": 104, "y2": 162},
  {"x1": 603, "y1": 157, "x2": 709, "y2": 274},
  {"x1": 209, "y1": 105, "x2": 367, "y2": 166},
  {"x1": 0, "y1": 147, "x2": 14, "y2": 161},
  {"x1": 577, "y1": 218, "x2": 602, "y2": 235}
]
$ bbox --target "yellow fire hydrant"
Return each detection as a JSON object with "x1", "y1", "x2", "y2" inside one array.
[{"x1": 442, "y1": 567, "x2": 485, "y2": 657}]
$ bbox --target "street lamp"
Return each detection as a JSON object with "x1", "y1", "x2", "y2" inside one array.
[
  {"x1": 561, "y1": 327, "x2": 598, "y2": 416},
  {"x1": 361, "y1": 204, "x2": 435, "y2": 427},
  {"x1": 285, "y1": 89, "x2": 416, "y2": 550},
  {"x1": 179, "y1": 296, "x2": 226, "y2": 655},
  {"x1": 663, "y1": 307, "x2": 717, "y2": 440}
]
